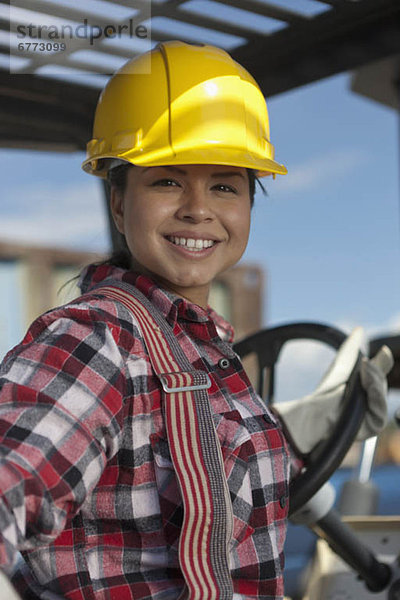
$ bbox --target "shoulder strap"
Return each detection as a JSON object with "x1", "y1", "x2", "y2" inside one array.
[{"x1": 95, "y1": 282, "x2": 233, "y2": 600}]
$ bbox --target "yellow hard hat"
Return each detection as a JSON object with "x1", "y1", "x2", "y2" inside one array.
[{"x1": 82, "y1": 40, "x2": 287, "y2": 178}]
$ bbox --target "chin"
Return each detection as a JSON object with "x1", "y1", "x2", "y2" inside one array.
[{"x1": 175, "y1": 274, "x2": 214, "y2": 287}]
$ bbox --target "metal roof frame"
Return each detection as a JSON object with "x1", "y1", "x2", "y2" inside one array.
[{"x1": 0, "y1": 0, "x2": 399, "y2": 152}]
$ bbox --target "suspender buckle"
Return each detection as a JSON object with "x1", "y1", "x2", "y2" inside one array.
[{"x1": 158, "y1": 372, "x2": 212, "y2": 393}]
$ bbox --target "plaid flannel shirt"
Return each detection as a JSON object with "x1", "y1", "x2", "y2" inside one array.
[{"x1": 0, "y1": 264, "x2": 292, "y2": 600}]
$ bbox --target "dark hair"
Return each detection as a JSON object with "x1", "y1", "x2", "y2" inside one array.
[{"x1": 104, "y1": 163, "x2": 266, "y2": 269}]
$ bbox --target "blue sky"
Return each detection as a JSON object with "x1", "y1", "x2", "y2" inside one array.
[{"x1": 252, "y1": 73, "x2": 399, "y2": 334}]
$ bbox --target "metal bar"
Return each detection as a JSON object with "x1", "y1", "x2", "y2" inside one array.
[
  {"x1": 0, "y1": 66, "x2": 99, "y2": 104},
  {"x1": 358, "y1": 436, "x2": 378, "y2": 483},
  {"x1": 313, "y1": 508, "x2": 391, "y2": 592},
  {"x1": 0, "y1": 95, "x2": 88, "y2": 138}
]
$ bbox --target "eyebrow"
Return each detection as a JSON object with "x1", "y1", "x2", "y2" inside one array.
[
  {"x1": 210, "y1": 171, "x2": 246, "y2": 180},
  {"x1": 141, "y1": 166, "x2": 246, "y2": 180}
]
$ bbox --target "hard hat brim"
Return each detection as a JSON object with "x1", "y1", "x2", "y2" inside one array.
[{"x1": 82, "y1": 147, "x2": 287, "y2": 179}]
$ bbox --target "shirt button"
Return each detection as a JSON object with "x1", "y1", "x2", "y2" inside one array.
[
  {"x1": 279, "y1": 495, "x2": 287, "y2": 509},
  {"x1": 218, "y1": 358, "x2": 230, "y2": 369}
]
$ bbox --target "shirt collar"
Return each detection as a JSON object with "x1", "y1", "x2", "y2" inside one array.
[{"x1": 79, "y1": 263, "x2": 235, "y2": 343}]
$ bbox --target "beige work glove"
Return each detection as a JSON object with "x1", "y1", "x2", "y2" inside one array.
[{"x1": 274, "y1": 327, "x2": 394, "y2": 455}]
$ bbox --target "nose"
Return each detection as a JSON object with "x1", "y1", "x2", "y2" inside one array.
[{"x1": 175, "y1": 187, "x2": 214, "y2": 223}]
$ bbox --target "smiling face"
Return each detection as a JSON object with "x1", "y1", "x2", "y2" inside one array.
[{"x1": 110, "y1": 164, "x2": 252, "y2": 308}]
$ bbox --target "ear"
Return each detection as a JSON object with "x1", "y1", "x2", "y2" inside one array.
[{"x1": 110, "y1": 188, "x2": 125, "y2": 234}]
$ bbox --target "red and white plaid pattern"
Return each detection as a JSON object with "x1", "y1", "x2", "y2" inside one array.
[{"x1": 0, "y1": 264, "x2": 293, "y2": 600}]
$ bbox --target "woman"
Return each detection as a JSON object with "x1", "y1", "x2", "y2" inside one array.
[{"x1": 0, "y1": 41, "x2": 391, "y2": 600}]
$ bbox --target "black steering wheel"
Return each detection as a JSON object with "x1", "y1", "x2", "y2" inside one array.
[{"x1": 233, "y1": 322, "x2": 368, "y2": 515}]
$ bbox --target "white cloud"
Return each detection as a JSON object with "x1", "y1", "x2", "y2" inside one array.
[
  {"x1": 0, "y1": 180, "x2": 109, "y2": 251},
  {"x1": 275, "y1": 148, "x2": 369, "y2": 194}
]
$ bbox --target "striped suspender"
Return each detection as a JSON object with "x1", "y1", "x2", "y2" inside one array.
[{"x1": 96, "y1": 283, "x2": 233, "y2": 600}]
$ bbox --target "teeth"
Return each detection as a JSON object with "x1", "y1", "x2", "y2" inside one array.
[{"x1": 167, "y1": 236, "x2": 215, "y2": 251}]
